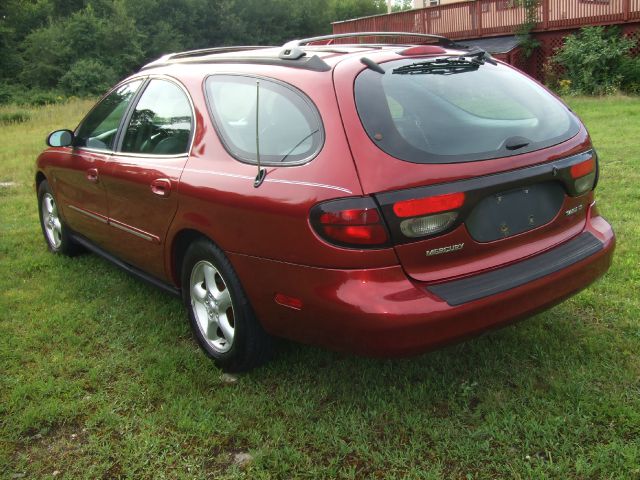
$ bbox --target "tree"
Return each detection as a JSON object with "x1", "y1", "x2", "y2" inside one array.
[
  {"x1": 3, "y1": 0, "x2": 389, "y2": 97},
  {"x1": 391, "y1": 0, "x2": 412, "y2": 13},
  {"x1": 329, "y1": 0, "x2": 386, "y2": 22},
  {"x1": 19, "y1": 2, "x2": 143, "y2": 91}
]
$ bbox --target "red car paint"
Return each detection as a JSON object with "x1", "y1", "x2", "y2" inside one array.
[{"x1": 36, "y1": 41, "x2": 615, "y2": 358}]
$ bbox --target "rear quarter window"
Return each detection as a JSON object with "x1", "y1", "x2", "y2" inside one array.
[{"x1": 205, "y1": 75, "x2": 324, "y2": 165}]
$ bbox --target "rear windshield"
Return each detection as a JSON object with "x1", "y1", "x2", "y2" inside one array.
[{"x1": 354, "y1": 58, "x2": 580, "y2": 164}]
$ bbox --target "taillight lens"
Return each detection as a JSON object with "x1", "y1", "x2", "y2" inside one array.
[
  {"x1": 393, "y1": 192, "x2": 465, "y2": 238},
  {"x1": 310, "y1": 197, "x2": 390, "y2": 248},
  {"x1": 319, "y1": 208, "x2": 380, "y2": 225},
  {"x1": 400, "y1": 212, "x2": 458, "y2": 238},
  {"x1": 570, "y1": 157, "x2": 597, "y2": 195},
  {"x1": 393, "y1": 192, "x2": 465, "y2": 218}
]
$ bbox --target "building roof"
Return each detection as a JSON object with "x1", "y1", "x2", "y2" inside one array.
[{"x1": 456, "y1": 35, "x2": 521, "y2": 54}]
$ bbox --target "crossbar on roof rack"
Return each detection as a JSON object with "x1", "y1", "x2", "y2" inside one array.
[{"x1": 283, "y1": 32, "x2": 452, "y2": 48}]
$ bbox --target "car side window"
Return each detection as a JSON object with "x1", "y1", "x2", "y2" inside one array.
[
  {"x1": 74, "y1": 80, "x2": 143, "y2": 151},
  {"x1": 205, "y1": 75, "x2": 324, "y2": 165},
  {"x1": 121, "y1": 79, "x2": 193, "y2": 156}
]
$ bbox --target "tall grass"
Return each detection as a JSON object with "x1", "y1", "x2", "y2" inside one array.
[{"x1": 0, "y1": 100, "x2": 93, "y2": 184}]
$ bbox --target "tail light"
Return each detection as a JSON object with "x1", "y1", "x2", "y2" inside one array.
[
  {"x1": 393, "y1": 192, "x2": 465, "y2": 238},
  {"x1": 393, "y1": 192, "x2": 465, "y2": 218},
  {"x1": 310, "y1": 197, "x2": 390, "y2": 248},
  {"x1": 570, "y1": 156, "x2": 597, "y2": 195}
]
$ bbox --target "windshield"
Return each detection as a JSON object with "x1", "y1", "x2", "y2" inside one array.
[{"x1": 354, "y1": 58, "x2": 580, "y2": 164}]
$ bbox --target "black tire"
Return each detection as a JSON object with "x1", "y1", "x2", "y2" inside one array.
[
  {"x1": 37, "y1": 180, "x2": 81, "y2": 256},
  {"x1": 181, "y1": 238, "x2": 273, "y2": 372}
]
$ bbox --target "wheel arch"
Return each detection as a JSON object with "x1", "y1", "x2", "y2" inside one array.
[
  {"x1": 170, "y1": 228, "x2": 214, "y2": 287},
  {"x1": 35, "y1": 171, "x2": 47, "y2": 190}
]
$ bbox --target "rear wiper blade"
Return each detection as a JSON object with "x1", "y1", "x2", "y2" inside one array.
[
  {"x1": 393, "y1": 47, "x2": 498, "y2": 76},
  {"x1": 393, "y1": 58, "x2": 481, "y2": 75}
]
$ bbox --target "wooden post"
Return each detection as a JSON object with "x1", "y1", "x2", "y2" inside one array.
[
  {"x1": 424, "y1": 8, "x2": 431, "y2": 34},
  {"x1": 542, "y1": 0, "x2": 550, "y2": 30},
  {"x1": 623, "y1": 0, "x2": 630, "y2": 22},
  {"x1": 476, "y1": 0, "x2": 483, "y2": 38}
]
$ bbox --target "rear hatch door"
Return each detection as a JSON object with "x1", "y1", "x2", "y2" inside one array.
[{"x1": 333, "y1": 52, "x2": 596, "y2": 282}]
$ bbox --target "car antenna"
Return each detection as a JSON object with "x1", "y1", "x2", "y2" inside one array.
[{"x1": 254, "y1": 80, "x2": 266, "y2": 188}]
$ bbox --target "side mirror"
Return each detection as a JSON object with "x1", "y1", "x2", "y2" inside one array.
[{"x1": 47, "y1": 129, "x2": 74, "y2": 147}]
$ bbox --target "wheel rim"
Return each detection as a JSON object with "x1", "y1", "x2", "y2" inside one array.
[
  {"x1": 189, "y1": 260, "x2": 235, "y2": 353},
  {"x1": 42, "y1": 193, "x2": 62, "y2": 249}
]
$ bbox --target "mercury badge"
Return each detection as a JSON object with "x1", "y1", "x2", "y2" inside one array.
[{"x1": 426, "y1": 243, "x2": 464, "y2": 257}]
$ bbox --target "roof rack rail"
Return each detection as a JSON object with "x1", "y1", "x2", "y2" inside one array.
[
  {"x1": 142, "y1": 45, "x2": 272, "y2": 70},
  {"x1": 283, "y1": 32, "x2": 453, "y2": 48},
  {"x1": 169, "y1": 45, "x2": 272, "y2": 60}
]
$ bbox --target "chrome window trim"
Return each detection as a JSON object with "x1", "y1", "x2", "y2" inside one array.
[
  {"x1": 112, "y1": 152, "x2": 189, "y2": 160},
  {"x1": 109, "y1": 220, "x2": 157, "y2": 243},
  {"x1": 67, "y1": 204, "x2": 108, "y2": 224},
  {"x1": 67, "y1": 205, "x2": 158, "y2": 242}
]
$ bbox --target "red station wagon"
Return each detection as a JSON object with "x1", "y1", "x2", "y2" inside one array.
[{"x1": 36, "y1": 33, "x2": 615, "y2": 371}]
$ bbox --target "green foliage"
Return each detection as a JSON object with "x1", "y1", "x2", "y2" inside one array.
[
  {"x1": 25, "y1": 89, "x2": 66, "y2": 106},
  {"x1": 391, "y1": 0, "x2": 412, "y2": 12},
  {"x1": 1, "y1": 0, "x2": 387, "y2": 97},
  {"x1": 230, "y1": 0, "x2": 327, "y2": 45},
  {"x1": 0, "y1": 84, "x2": 14, "y2": 105},
  {"x1": 0, "y1": 110, "x2": 30, "y2": 125},
  {"x1": 0, "y1": 82, "x2": 66, "y2": 106},
  {"x1": 59, "y1": 59, "x2": 117, "y2": 96},
  {"x1": 329, "y1": 0, "x2": 385, "y2": 21},
  {"x1": 18, "y1": 2, "x2": 143, "y2": 94},
  {"x1": 19, "y1": 21, "x2": 70, "y2": 90},
  {"x1": 514, "y1": 0, "x2": 541, "y2": 59},
  {"x1": 619, "y1": 56, "x2": 640, "y2": 95},
  {"x1": 0, "y1": 0, "x2": 56, "y2": 82},
  {"x1": 552, "y1": 26, "x2": 637, "y2": 95}
]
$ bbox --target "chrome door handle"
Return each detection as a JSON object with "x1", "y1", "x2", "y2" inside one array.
[
  {"x1": 150, "y1": 178, "x2": 171, "y2": 197},
  {"x1": 86, "y1": 168, "x2": 99, "y2": 183}
]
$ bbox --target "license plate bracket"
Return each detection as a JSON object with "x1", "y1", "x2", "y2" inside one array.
[{"x1": 465, "y1": 182, "x2": 565, "y2": 242}]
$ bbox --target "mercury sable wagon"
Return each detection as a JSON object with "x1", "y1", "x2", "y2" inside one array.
[{"x1": 36, "y1": 33, "x2": 615, "y2": 371}]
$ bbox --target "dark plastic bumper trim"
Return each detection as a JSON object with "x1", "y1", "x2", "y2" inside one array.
[{"x1": 427, "y1": 232, "x2": 604, "y2": 306}]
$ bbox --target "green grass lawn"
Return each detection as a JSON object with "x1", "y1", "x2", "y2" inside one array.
[{"x1": 1, "y1": 97, "x2": 639, "y2": 479}]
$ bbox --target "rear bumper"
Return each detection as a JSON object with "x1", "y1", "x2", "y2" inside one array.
[{"x1": 229, "y1": 210, "x2": 615, "y2": 357}]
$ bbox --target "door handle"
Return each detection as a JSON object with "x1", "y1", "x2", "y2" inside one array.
[
  {"x1": 150, "y1": 178, "x2": 171, "y2": 197},
  {"x1": 86, "y1": 168, "x2": 99, "y2": 183}
]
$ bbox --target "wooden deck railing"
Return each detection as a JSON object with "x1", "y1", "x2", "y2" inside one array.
[{"x1": 332, "y1": 0, "x2": 640, "y2": 41}]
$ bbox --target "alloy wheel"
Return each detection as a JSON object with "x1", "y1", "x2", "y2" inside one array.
[
  {"x1": 189, "y1": 260, "x2": 235, "y2": 353},
  {"x1": 42, "y1": 193, "x2": 62, "y2": 249}
]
